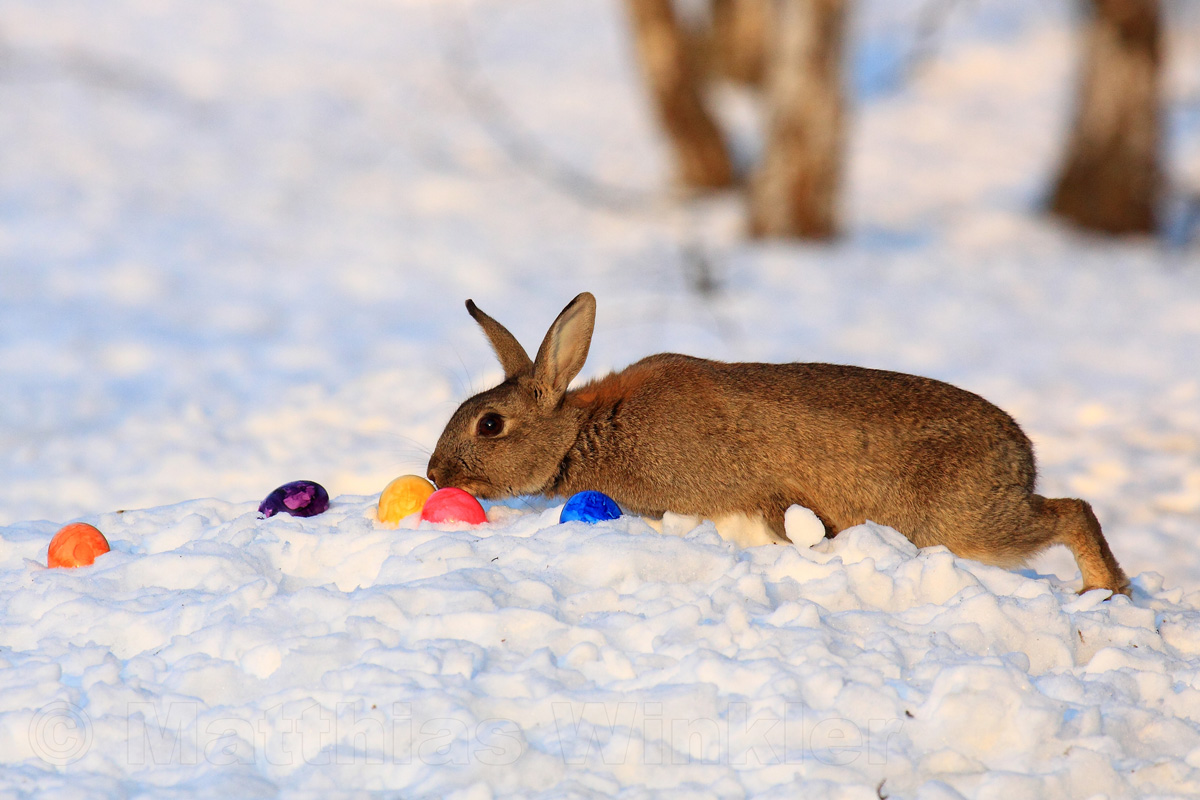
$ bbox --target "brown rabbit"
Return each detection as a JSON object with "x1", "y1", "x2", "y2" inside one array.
[{"x1": 427, "y1": 292, "x2": 1129, "y2": 595}]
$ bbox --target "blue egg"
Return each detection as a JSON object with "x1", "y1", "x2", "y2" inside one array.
[{"x1": 560, "y1": 490, "x2": 621, "y2": 524}]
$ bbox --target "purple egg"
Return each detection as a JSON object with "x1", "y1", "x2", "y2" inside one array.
[{"x1": 259, "y1": 480, "x2": 330, "y2": 518}]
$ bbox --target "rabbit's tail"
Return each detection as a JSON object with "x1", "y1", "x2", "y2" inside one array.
[{"x1": 1032, "y1": 496, "x2": 1130, "y2": 596}]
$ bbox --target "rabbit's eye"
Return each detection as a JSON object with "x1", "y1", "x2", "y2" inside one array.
[{"x1": 476, "y1": 412, "x2": 504, "y2": 438}]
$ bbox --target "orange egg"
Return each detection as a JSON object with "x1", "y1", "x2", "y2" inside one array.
[{"x1": 47, "y1": 523, "x2": 111, "y2": 568}]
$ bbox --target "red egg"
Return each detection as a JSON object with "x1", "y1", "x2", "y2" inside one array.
[
  {"x1": 420, "y1": 487, "x2": 487, "y2": 525},
  {"x1": 48, "y1": 523, "x2": 111, "y2": 568}
]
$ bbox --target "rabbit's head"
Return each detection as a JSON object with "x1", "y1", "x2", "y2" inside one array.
[{"x1": 427, "y1": 293, "x2": 596, "y2": 499}]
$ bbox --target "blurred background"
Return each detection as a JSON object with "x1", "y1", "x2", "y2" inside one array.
[{"x1": 1, "y1": 0, "x2": 1197, "y2": 586}]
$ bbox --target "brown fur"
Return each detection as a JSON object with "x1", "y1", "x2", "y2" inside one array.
[{"x1": 427, "y1": 293, "x2": 1130, "y2": 595}]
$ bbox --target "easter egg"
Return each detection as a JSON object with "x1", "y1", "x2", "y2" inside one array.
[
  {"x1": 48, "y1": 523, "x2": 110, "y2": 569},
  {"x1": 560, "y1": 490, "x2": 622, "y2": 524},
  {"x1": 259, "y1": 480, "x2": 330, "y2": 518},
  {"x1": 378, "y1": 474, "x2": 436, "y2": 523},
  {"x1": 420, "y1": 487, "x2": 487, "y2": 525}
]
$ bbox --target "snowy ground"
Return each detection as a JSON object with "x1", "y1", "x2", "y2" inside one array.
[{"x1": 2, "y1": 0, "x2": 1200, "y2": 796}]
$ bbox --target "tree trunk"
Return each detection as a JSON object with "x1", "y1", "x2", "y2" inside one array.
[
  {"x1": 749, "y1": 0, "x2": 848, "y2": 239},
  {"x1": 710, "y1": 0, "x2": 770, "y2": 86},
  {"x1": 1050, "y1": 0, "x2": 1162, "y2": 234},
  {"x1": 624, "y1": 0, "x2": 734, "y2": 190}
]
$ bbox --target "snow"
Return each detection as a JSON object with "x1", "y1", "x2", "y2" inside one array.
[
  {"x1": 2, "y1": 0, "x2": 1200, "y2": 796},
  {"x1": 784, "y1": 505, "x2": 827, "y2": 549}
]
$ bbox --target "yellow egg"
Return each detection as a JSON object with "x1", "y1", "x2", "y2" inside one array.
[{"x1": 378, "y1": 474, "x2": 436, "y2": 523}]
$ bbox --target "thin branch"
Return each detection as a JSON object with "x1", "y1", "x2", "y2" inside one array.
[
  {"x1": 0, "y1": 29, "x2": 214, "y2": 120},
  {"x1": 433, "y1": 3, "x2": 734, "y2": 314},
  {"x1": 435, "y1": 5, "x2": 667, "y2": 214},
  {"x1": 905, "y1": 0, "x2": 972, "y2": 80}
]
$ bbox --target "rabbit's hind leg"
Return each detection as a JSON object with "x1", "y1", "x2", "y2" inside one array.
[{"x1": 1032, "y1": 496, "x2": 1130, "y2": 596}]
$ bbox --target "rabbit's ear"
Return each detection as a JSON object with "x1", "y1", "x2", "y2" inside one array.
[
  {"x1": 533, "y1": 292, "x2": 596, "y2": 404},
  {"x1": 467, "y1": 300, "x2": 534, "y2": 379}
]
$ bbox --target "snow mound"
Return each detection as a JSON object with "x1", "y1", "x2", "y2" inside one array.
[{"x1": 3, "y1": 497, "x2": 1199, "y2": 797}]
